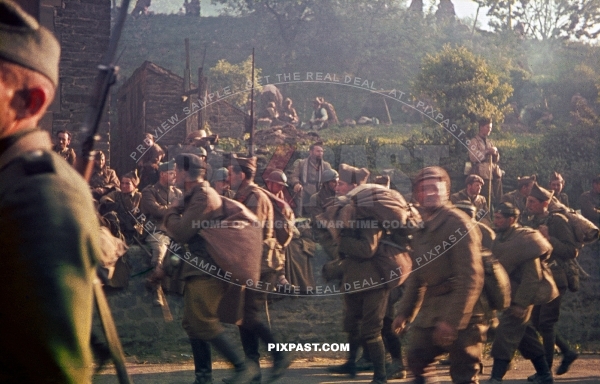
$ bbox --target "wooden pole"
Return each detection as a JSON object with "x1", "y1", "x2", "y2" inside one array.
[
  {"x1": 249, "y1": 48, "x2": 255, "y2": 157},
  {"x1": 382, "y1": 95, "x2": 393, "y2": 125},
  {"x1": 184, "y1": 38, "x2": 193, "y2": 137}
]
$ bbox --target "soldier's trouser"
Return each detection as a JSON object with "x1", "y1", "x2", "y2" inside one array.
[
  {"x1": 491, "y1": 305, "x2": 545, "y2": 362},
  {"x1": 240, "y1": 271, "x2": 279, "y2": 363},
  {"x1": 145, "y1": 232, "x2": 171, "y2": 266},
  {"x1": 343, "y1": 287, "x2": 390, "y2": 340},
  {"x1": 182, "y1": 276, "x2": 229, "y2": 340},
  {"x1": 407, "y1": 322, "x2": 485, "y2": 384},
  {"x1": 532, "y1": 289, "x2": 565, "y2": 368}
]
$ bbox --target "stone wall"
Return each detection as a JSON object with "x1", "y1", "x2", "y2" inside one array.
[
  {"x1": 53, "y1": 0, "x2": 112, "y2": 156},
  {"x1": 97, "y1": 242, "x2": 600, "y2": 360},
  {"x1": 95, "y1": 244, "x2": 349, "y2": 360}
]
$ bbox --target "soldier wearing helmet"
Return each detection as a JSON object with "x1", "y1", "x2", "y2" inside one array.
[{"x1": 306, "y1": 169, "x2": 339, "y2": 220}]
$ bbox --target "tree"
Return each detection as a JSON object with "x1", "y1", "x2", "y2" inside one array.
[
  {"x1": 477, "y1": 0, "x2": 600, "y2": 40},
  {"x1": 208, "y1": 56, "x2": 262, "y2": 109},
  {"x1": 413, "y1": 45, "x2": 513, "y2": 131}
]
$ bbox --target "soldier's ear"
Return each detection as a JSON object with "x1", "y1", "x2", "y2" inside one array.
[{"x1": 15, "y1": 87, "x2": 47, "y2": 119}]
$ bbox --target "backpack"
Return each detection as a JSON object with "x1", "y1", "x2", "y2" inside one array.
[
  {"x1": 481, "y1": 252, "x2": 511, "y2": 311},
  {"x1": 550, "y1": 204, "x2": 600, "y2": 246},
  {"x1": 260, "y1": 187, "x2": 295, "y2": 249}
]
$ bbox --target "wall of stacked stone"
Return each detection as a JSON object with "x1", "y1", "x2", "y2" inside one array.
[
  {"x1": 52, "y1": 0, "x2": 112, "y2": 159},
  {"x1": 93, "y1": 244, "x2": 349, "y2": 359},
  {"x1": 95, "y1": 242, "x2": 600, "y2": 359}
]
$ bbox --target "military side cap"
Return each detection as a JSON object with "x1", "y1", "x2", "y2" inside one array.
[
  {"x1": 413, "y1": 166, "x2": 451, "y2": 187},
  {"x1": 529, "y1": 183, "x2": 553, "y2": 202},
  {"x1": 496, "y1": 202, "x2": 519, "y2": 217},
  {"x1": 592, "y1": 174, "x2": 600, "y2": 184},
  {"x1": 517, "y1": 174, "x2": 537, "y2": 188},
  {"x1": 158, "y1": 160, "x2": 175, "y2": 172},
  {"x1": 454, "y1": 200, "x2": 476, "y2": 218},
  {"x1": 175, "y1": 153, "x2": 206, "y2": 172},
  {"x1": 231, "y1": 155, "x2": 257, "y2": 173},
  {"x1": 374, "y1": 175, "x2": 390, "y2": 187},
  {"x1": 0, "y1": 0, "x2": 60, "y2": 86},
  {"x1": 265, "y1": 169, "x2": 288, "y2": 186},
  {"x1": 212, "y1": 167, "x2": 229, "y2": 182},
  {"x1": 322, "y1": 169, "x2": 339, "y2": 183},
  {"x1": 338, "y1": 164, "x2": 370, "y2": 185},
  {"x1": 465, "y1": 174, "x2": 484, "y2": 185}
]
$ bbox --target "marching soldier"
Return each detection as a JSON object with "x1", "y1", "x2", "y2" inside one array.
[
  {"x1": 163, "y1": 154, "x2": 259, "y2": 384},
  {"x1": 488, "y1": 202, "x2": 555, "y2": 384},
  {"x1": 0, "y1": 1, "x2": 102, "y2": 381},
  {"x1": 520, "y1": 184, "x2": 579, "y2": 379},
  {"x1": 211, "y1": 167, "x2": 235, "y2": 198},
  {"x1": 228, "y1": 156, "x2": 291, "y2": 383},
  {"x1": 393, "y1": 166, "x2": 485, "y2": 384}
]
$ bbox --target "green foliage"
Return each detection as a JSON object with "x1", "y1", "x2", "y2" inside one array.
[
  {"x1": 208, "y1": 56, "x2": 262, "y2": 108},
  {"x1": 476, "y1": 0, "x2": 600, "y2": 40},
  {"x1": 413, "y1": 45, "x2": 513, "y2": 133}
]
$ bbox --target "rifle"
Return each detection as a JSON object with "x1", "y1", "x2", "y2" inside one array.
[{"x1": 75, "y1": 1, "x2": 133, "y2": 383}]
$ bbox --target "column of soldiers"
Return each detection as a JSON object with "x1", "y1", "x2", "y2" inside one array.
[{"x1": 3, "y1": 2, "x2": 597, "y2": 381}]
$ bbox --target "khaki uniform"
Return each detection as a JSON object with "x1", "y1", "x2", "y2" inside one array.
[
  {"x1": 289, "y1": 156, "x2": 331, "y2": 212},
  {"x1": 0, "y1": 129, "x2": 100, "y2": 383},
  {"x1": 100, "y1": 190, "x2": 142, "y2": 240},
  {"x1": 90, "y1": 166, "x2": 120, "y2": 199},
  {"x1": 396, "y1": 205, "x2": 485, "y2": 383},
  {"x1": 234, "y1": 182, "x2": 278, "y2": 325},
  {"x1": 306, "y1": 185, "x2": 335, "y2": 220},
  {"x1": 141, "y1": 182, "x2": 183, "y2": 267},
  {"x1": 468, "y1": 135, "x2": 502, "y2": 203},
  {"x1": 520, "y1": 212, "x2": 577, "y2": 367},
  {"x1": 164, "y1": 182, "x2": 226, "y2": 339},
  {"x1": 501, "y1": 190, "x2": 527, "y2": 214},
  {"x1": 490, "y1": 226, "x2": 551, "y2": 362},
  {"x1": 579, "y1": 190, "x2": 600, "y2": 225},
  {"x1": 52, "y1": 144, "x2": 76, "y2": 166},
  {"x1": 450, "y1": 188, "x2": 492, "y2": 226}
]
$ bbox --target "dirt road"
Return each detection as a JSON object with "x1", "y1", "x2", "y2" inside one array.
[{"x1": 94, "y1": 355, "x2": 600, "y2": 383}]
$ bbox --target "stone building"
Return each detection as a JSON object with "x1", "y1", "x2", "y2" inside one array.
[{"x1": 16, "y1": 0, "x2": 113, "y2": 161}]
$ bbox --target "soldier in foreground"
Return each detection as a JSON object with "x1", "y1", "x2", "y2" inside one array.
[
  {"x1": 488, "y1": 202, "x2": 555, "y2": 384},
  {"x1": 393, "y1": 166, "x2": 485, "y2": 384},
  {"x1": 0, "y1": 1, "x2": 102, "y2": 381},
  {"x1": 163, "y1": 154, "x2": 258, "y2": 384},
  {"x1": 228, "y1": 156, "x2": 291, "y2": 383},
  {"x1": 520, "y1": 184, "x2": 578, "y2": 379}
]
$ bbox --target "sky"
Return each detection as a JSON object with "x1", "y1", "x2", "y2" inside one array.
[{"x1": 144, "y1": 0, "x2": 492, "y2": 28}]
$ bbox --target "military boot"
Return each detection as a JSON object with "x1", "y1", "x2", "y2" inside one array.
[
  {"x1": 326, "y1": 335, "x2": 359, "y2": 378},
  {"x1": 190, "y1": 339, "x2": 212, "y2": 384},
  {"x1": 209, "y1": 333, "x2": 259, "y2": 384},
  {"x1": 366, "y1": 336, "x2": 387, "y2": 384}
]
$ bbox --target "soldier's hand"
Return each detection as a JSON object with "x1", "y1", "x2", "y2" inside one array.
[
  {"x1": 433, "y1": 321, "x2": 457, "y2": 347},
  {"x1": 508, "y1": 305, "x2": 526, "y2": 319},
  {"x1": 392, "y1": 315, "x2": 408, "y2": 335},
  {"x1": 293, "y1": 183, "x2": 303, "y2": 193}
]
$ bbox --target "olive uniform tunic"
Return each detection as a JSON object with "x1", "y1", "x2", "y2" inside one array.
[
  {"x1": 396, "y1": 204, "x2": 485, "y2": 384},
  {"x1": 0, "y1": 129, "x2": 101, "y2": 383}
]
